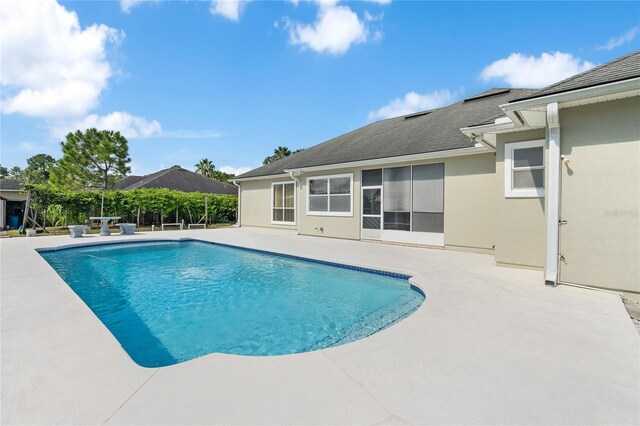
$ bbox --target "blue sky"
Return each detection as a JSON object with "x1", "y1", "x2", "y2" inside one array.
[{"x1": 1, "y1": 0, "x2": 638, "y2": 176}]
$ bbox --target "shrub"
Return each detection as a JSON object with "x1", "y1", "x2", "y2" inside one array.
[{"x1": 25, "y1": 185, "x2": 236, "y2": 226}]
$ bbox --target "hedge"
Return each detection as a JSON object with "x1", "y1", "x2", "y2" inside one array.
[{"x1": 25, "y1": 185, "x2": 237, "y2": 227}]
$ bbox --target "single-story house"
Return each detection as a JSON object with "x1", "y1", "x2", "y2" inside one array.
[
  {"x1": 234, "y1": 50, "x2": 640, "y2": 297},
  {"x1": 116, "y1": 166, "x2": 238, "y2": 195},
  {"x1": 0, "y1": 179, "x2": 27, "y2": 229}
]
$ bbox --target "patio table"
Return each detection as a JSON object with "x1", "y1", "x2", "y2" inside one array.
[{"x1": 89, "y1": 216, "x2": 121, "y2": 236}]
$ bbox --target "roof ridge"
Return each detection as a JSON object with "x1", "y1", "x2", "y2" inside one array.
[{"x1": 126, "y1": 167, "x2": 177, "y2": 190}]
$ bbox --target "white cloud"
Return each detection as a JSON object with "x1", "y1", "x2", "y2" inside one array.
[
  {"x1": 480, "y1": 52, "x2": 596, "y2": 88},
  {"x1": 219, "y1": 165, "x2": 254, "y2": 176},
  {"x1": 1, "y1": 0, "x2": 163, "y2": 140},
  {"x1": 364, "y1": 11, "x2": 384, "y2": 22},
  {"x1": 367, "y1": 89, "x2": 458, "y2": 120},
  {"x1": 52, "y1": 111, "x2": 162, "y2": 139},
  {"x1": 0, "y1": 0, "x2": 123, "y2": 119},
  {"x1": 120, "y1": 0, "x2": 161, "y2": 14},
  {"x1": 364, "y1": 0, "x2": 391, "y2": 4},
  {"x1": 120, "y1": 0, "x2": 143, "y2": 13},
  {"x1": 210, "y1": 0, "x2": 249, "y2": 22},
  {"x1": 597, "y1": 26, "x2": 639, "y2": 51},
  {"x1": 287, "y1": 3, "x2": 367, "y2": 55}
]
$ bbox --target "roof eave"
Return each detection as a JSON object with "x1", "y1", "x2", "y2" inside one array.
[
  {"x1": 235, "y1": 147, "x2": 494, "y2": 181},
  {"x1": 500, "y1": 77, "x2": 640, "y2": 126},
  {"x1": 233, "y1": 173, "x2": 291, "y2": 182},
  {"x1": 461, "y1": 117, "x2": 541, "y2": 135},
  {"x1": 281, "y1": 146, "x2": 493, "y2": 175}
]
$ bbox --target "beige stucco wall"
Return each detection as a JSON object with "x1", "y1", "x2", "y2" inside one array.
[
  {"x1": 442, "y1": 153, "x2": 496, "y2": 252},
  {"x1": 558, "y1": 96, "x2": 640, "y2": 294},
  {"x1": 239, "y1": 154, "x2": 498, "y2": 252},
  {"x1": 239, "y1": 178, "x2": 300, "y2": 231},
  {"x1": 494, "y1": 129, "x2": 547, "y2": 269}
]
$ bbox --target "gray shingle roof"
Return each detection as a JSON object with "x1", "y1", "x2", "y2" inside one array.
[
  {"x1": 115, "y1": 175, "x2": 142, "y2": 189},
  {"x1": 117, "y1": 167, "x2": 237, "y2": 195},
  {"x1": 0, "y1": 179, "x2": 25, "y2": 191},
  {"x1": 513, "y1": 50, "x2": 640, "y2": 102},
  {"x1": 237, "y1": 88, "x2": 537, "y2": 179}
]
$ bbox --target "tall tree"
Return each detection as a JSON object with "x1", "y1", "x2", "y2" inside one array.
[
  {"x1": 0, "y1": 165, "x2": 9, "y2": 179},
  {"x1": 195, "y1": 158, "x2": 215, "y2": 178},
  {"x1": 195, "y1": 158, "x2": 236, "y2": 182},
  {"x1": 23, "y1": 154, "x2": 56, "y2": 184},
  {"x1": 1, "y1": 165, "x2": 25, "y2": 181},
  {"x1": 210, "y1": 170, "x2": 235, "y2": 182},
  {"x1": 263, "y1": 146, "x2": 303, "y2": 165},
  {"x1": 51, "y1": 128, "x2": 131, "y2": 190}
]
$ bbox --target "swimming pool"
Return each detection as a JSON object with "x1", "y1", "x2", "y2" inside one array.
[{"x1": 40, "y1": 239, "x2": 424, "y2": 367}]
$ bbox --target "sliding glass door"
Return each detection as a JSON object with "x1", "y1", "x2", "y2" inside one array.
[
  {"x1": 361, "y1": 163, "x2": 444, "y2": 245},
  {"x1": 412, "y1": 163, "x2": 444, "y2": 234},
  {"x1": 383, "y1": 166, "x2": 411, "y2": 231}
]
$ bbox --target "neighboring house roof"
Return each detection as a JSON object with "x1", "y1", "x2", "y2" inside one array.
[
  {"x1": 237, "y1": 88, "x2": 538, "y2": 179},
  {"x1": 0, "y1": 179, "x2": 25, "y2": 191},
  {"x1": 116, "y1": 167, "x2": 238, "y2": 195},
  {"x1": 513, "y1": 50, "x2": 640, "y2": 102},
  {"x1": 115, "y1": 175, "x2": 143, "y2": 189}
]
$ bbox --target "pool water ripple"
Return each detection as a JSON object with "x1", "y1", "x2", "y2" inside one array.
[{"x1": 40, "y1": 240, "x2": 424, "y2": 367}]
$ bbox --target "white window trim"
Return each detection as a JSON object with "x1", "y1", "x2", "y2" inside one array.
[
  {"x1": 504, "y1": 139, "x2": 545, "y2": 198},
  {"x1": 306, "y1": 173, "x2": 354, "y2": 217},
  {"x1": 271, "y1": 181, "x2": 296, "y2": 225}
]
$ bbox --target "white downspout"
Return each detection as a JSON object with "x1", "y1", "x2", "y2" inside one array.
[
  {"x1": 545, "y1": 102, "x2": 561, "y2": 286},
  {"x1": 288, "y1": 171, "x2": 302, "y2": 235},
  {"x1": 232, "y1": 180, "x2": 241, "y2": 228}
]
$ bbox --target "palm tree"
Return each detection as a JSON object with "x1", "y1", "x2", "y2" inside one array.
[
  {"x1": 263, "y1": 146, "x2": 303, "y2": 165},
  {"x1": 195, "y1": 158, "x2": 215, "y2": 178}
]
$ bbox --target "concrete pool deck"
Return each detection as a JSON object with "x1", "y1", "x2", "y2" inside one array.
[{"x1": 1, "y1": 227, "x2": 638, "y2": 425}]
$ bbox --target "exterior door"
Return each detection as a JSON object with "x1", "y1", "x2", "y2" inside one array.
[
  {"x1": 361, "y1": 186, "x2": 382, "y2": 240},
  {"x1": 362, "y1": 169, "x2": 384, "y2": 240}
]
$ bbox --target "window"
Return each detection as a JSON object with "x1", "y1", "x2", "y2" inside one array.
[
  {"x1": 307, "y1": 173, "x2": 353, "y2": 216},
  {"x1": 505, "y1": 140, "x2": 545, "y2": 198},
  {"x1": 272, "y1": 182, "x2": 295, "y2": 225}
]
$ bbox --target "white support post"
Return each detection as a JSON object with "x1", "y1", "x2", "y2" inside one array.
[{"x1": 545, "y1": 102, "x2": 561, "y2": 286}]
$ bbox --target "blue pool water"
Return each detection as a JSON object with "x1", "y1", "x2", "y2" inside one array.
[{"x1": 40, "y1": 240, "x2": 424, "y2": 367}]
